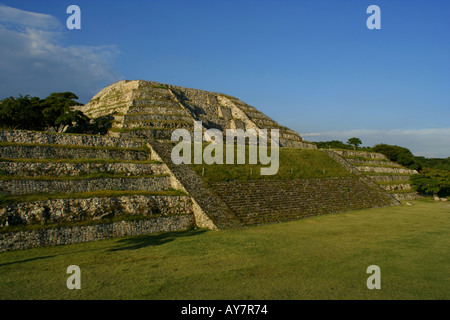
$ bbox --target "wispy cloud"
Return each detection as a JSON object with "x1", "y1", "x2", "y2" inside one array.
[
  {"x1": 0, "y1": 5, "x2": 61, "y2": 30},
  {"x1": 0, "y1": 5, "x2": 122, "y2": 103},
  {"x1": 301, "y1": 128, "x2": 450, "y2": 158}
]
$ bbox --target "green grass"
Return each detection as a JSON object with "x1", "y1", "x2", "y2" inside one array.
[
  {"x1": 191, "y1": 147, "x2": 352, "y2": 182},
  {"x1": 0, "y1": 199, "x2": 448, "y2": 299}
]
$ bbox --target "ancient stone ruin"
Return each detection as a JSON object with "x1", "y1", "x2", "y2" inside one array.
[{"x1": 0, "y1": 80, "x2": 420, "y2": 251}]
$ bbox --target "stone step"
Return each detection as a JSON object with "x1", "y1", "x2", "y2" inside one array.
[
  {"x1": 211, "y1": 177, "x2": 397, "y2": 227},
  {"x1": 0, "y1": 175, "x2": 172, "y2": 195},
  {"x1": 347, "y1": 158, "x2": 401, "y2": 167},
  {"x1": 0, "y1": 194, "x2": 193, "y2": 227},
  {"x1": 357, "y1": 166, "x2": 417, "y2": 174},
  {"x1": 122, "y1": 120, "x2": 193, "y2": 130},
  {"x1": 131, "y1": 90, "x2": 173, "y2": 101},
  {"x1": 392, "y1": 192, "x2": 422, "y2": 201},
  {"x1": 0, "y1": 161, "x2": 168, "y2": 177},
  {"x1": 130, "y1": 99, "x2": 181, "y2": 109},
  {"x1": 123, "y1": 113, "x2": 193, "y2": 123},
  {"x1": 333, "y1": 150, "x2": 388, "y2": 160},
  {"x1": 0, "y1": 144, "x2": 150, "y2": 161},
  {"x1": 0, "y1": 130, "x2": 144, "y2": 149},
  {"x1": 116, "y1": 128, "x2": 180, "y2": 140},
  {"x1": 379, "y1": 183, "x2": 412, "y2": 191},
  {"x1": 127, "y1": 106, "x2": 190, "y2": 116},
  {"x1": 368, "y1": 175, "x2": 411, "y2": 182}
]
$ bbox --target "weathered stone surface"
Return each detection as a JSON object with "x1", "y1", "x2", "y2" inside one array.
[
  {"x1": 0, "y1": 145, "x2": 149, "y2": 161},
  {"x1": 0, "y1": 215, "x2": 195, "y2": 252},
  {"x1": 333, "y1": 150, "x2": 388, "y2": 160},
  {"x1": 0, "y1": 129, "x2": 144, "y2": 148},
  {"x1": 79, "y1": 80, "x2": 315, "y2": 148},
  {"x1": 147, "y1": 141, "x2": 242, "y2": 230},
  {"x1": 356, "y1": 166, "x2": 417, "y2": 175},
  {"x1": 394, "y1": 193, "x2": 423, "y2": 201},
  {"x1": 0, "y1": 161, "x2": 168, "y2": 177},
  {"x1": 0, "y1": 176, "x2": 171, "y2": 195},
  {"x1": 0, "y1": 195, "x2": 193, "y2": 226},
  {"x1": 212, "y1": 177, "x2": 397, "y2": 226}
]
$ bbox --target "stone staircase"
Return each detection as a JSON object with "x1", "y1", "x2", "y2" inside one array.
[
  {"x1": 333, "y1": 150, "x2": 421, "y2": 201},
  {"x1": 211, "y1": 177, "x2": 396, "y2": 226}
]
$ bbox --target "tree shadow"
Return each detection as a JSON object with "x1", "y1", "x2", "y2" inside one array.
[
  {"x1": 0, "y1": 255, "x2": 58, "y2": 267},
  {"x1": 109, "y1": 228, "x2": 209, "y2": 252}
]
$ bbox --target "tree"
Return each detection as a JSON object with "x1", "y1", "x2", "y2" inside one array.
[
  {"x1": 410, "y1": 168, "x2": 450, "y2": 197},
  {"x1": 0, "y1": 92, "x2": 107, "y2": 135},
  {"x1": 372, "y1": 143, "x2": 416, "y2": 168},
  {"x1": 41, "y1": 92, "x2": 83, "y2": 132},
  {"x1": 0, "y1": 95, "x2": 46, "y2": 130},
  {"x1": 347, "y1": 137, "x2": 362, "y2": 150},
  {"x1": 313, "y1": 140, "x2": 353, "y2": 150}
]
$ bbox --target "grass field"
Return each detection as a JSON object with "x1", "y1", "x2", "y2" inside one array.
[
  {"x1": 192, "y1": 148, "x2": 352, "y2": 182},
  {"x1": 0, "y1": 199, "x2": 449, "y2": 300}
]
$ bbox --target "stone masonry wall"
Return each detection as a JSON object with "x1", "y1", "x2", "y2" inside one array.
[
  {"x1": 0, "y1": 215, "x2": 195, "y2": 252},
  {"x1": 0, "y1": 129, "x2": 144, "y2": 149},
  {"x1": 1, "y1": 195, "x2": 193, "y2": 226},
  {"x1": 332, "y1": 150, "x2": 388, "y2": 160},
  {"x1": 0, "y1": 161, "x2": 168, "y2": 177},
  {"x1": 0, "y1": 145, "x2": 149, "y2": 161},
  {"x1": 0, "y1": 176, "x2": 171, "y2": 195}
]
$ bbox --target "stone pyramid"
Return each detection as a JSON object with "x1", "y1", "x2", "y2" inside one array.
[{"x1": 80, "y1": 80, "x2": 315, "y2": 148}]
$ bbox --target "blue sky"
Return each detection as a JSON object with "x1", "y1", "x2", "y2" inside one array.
[{"x1": 0, "y1": 0, "x2": 449, "y2": 157}]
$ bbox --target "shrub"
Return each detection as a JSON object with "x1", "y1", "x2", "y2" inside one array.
[{"x1": 410, "y1": 168, "x2": 450, "y2": 197}]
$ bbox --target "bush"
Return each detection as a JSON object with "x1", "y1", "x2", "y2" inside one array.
[
  {"x1": 410, "y1": 168, "x2": 450, "y2": 197},
  {"x1": 0, "y1": 93, "x2": 106, "y2": 135}
]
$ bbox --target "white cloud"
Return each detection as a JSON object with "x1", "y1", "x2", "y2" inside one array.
[
  {"x1": 0, "y1": 5, "x2": 122, "y2": 103},
  {"x1": 302, "y1": 128, "x2": 450, "y2": 158},
  {"x1": 0, "y1": 5, "x2": 61, "y2": 30}
]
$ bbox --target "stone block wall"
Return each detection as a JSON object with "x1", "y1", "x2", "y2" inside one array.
[
  {"x1": 0, "y1": 215, "x2": 195, "y2": 252},
  {"x1": 0, "y1": 161, "x2": 168, "y2": 177},
  {"x1": 0, "y1": 145, "x2": 149, "y2": 161},
  {"x1": 0, "y1": 129, "x2": 144, "y2": 149},
  {"x1": 1, "y1": 195, "x2": 193, "y2": 226},
  {"x1": 0, "y1": 176, "x2": 171, "y2": 195}
]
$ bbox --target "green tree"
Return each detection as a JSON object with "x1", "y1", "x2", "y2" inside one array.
[
  {"x1": 0, "y1": 95, "x2": 46, "y2": 130},
  {"x1": 410, "y1": 168, "x2": 450, "y2": 197},
  {"x1": 0, "y1": 92, "x2": 107, "y2": 135},
  {"x1": 347, "y1": 137, "x2": 362, "y2": 150},
  {"x1": 313, "y1": 140, "x2": 353, "y2": 150},
  {"x1": 41, "y1": 92, "x2": 83, "y2": 132},
  {"x1": 372, "y1": 143, "x2": 416, "y2": 168}
]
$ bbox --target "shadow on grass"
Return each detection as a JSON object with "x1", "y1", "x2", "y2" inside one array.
[
  {"x1": 109, "y1": 228, "x2": 209, "y2": 251},
  {"x1": 0, "y1": 255, "x2": 58, "y2": 267}
]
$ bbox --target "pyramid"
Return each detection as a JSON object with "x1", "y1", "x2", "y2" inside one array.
[{"x1": 80, "y1": 80, "x2": 316, "y2": 148}]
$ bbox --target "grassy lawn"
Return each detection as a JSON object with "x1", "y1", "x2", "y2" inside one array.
[
  {"x1": 0, "y1": 199, "x2": 449, "y2": 300},
  {"x1": 192, "y1": 148, "x2": 352, "y2": 182}
]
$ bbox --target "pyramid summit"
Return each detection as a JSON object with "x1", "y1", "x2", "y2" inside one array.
[{"x1": 80, "y1": 80, "x2": 316, "y2": 148}]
